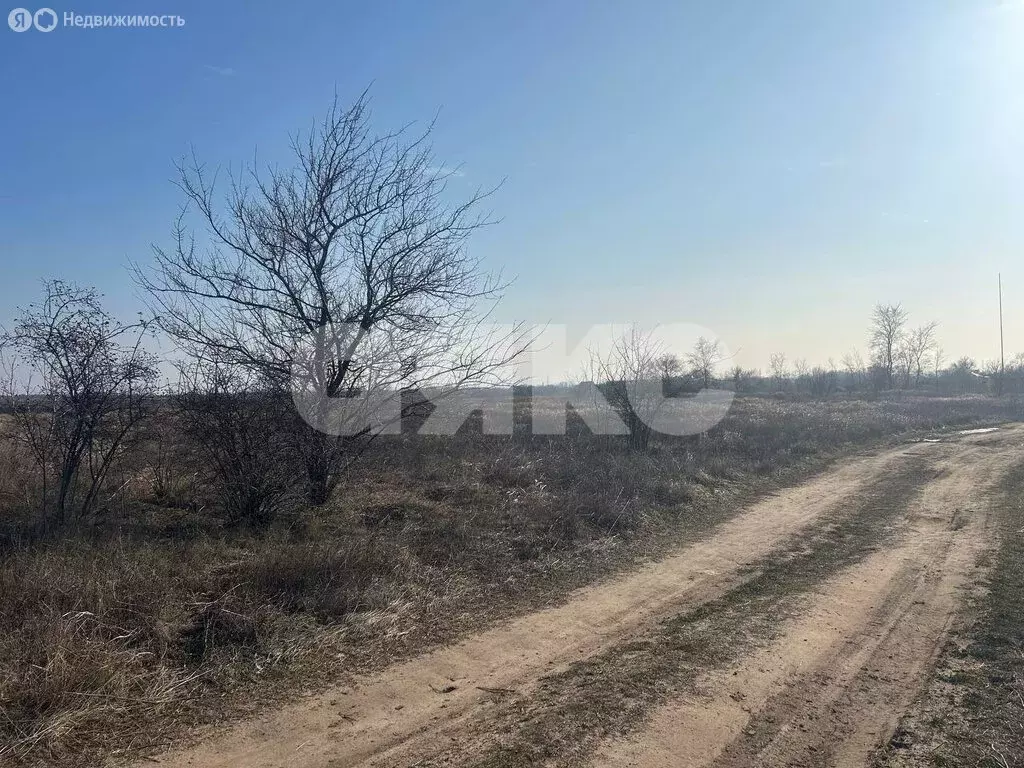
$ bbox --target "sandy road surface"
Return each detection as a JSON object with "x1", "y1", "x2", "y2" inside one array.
[
  {"x1": 142, "y1": 425, "x2": 1023, "y2": 768},
  {"x1": 594, "y1": 427, "x2": 1017, "y2": 768}
]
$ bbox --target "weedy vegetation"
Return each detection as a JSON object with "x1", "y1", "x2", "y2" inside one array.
[{"x1": 0, "y1": 394, "x2": 1020, "y2": 766}]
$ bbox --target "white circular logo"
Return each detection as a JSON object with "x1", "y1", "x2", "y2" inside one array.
[
  {"x1": 33, "y1": 7, "x2": 57, "y2": 31},
  {"x1": 8, "y1": 7, "x2": 32, "y2": 31}
]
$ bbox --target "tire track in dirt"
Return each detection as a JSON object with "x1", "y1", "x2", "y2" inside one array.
[
  {"x1": 591, "y1": 427, "x2": 1020, "y2": 768},
  {"x1": 141, "y1": 432, "x2": 1011, "y2": 768},
  {"x1": 410, "y1": 443, "x2": 937, "y2": 768}
]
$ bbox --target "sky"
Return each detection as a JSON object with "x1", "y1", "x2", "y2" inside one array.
[{"x1": 2, "y1": 0, "x2": 1023, "y2": 380}]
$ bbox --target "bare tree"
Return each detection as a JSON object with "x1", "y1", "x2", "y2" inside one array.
[
  {"x1": 0, "y1": 281, "x2": 157, "y2": 525},
  {"x1": 899, "y1": 321, "x2": 939, "y2": 387},
  {"x1": 731, "y1": 365, "x2": 757, "y2": 393},
  {"x1": 933, "y1": 345, "x2": 945, "y2": 380},
  {"x1": 808, "y1": 366, "x2": 838, "y2": 397},
  {"x1": 590, "y1": 328, "x2": 667, "y2": 451},
  {"x1": 768, "y1": 352, "x2": 788, "y2": 390},
  {"x1": 730, "y1": 364, "x2": 743, "y2": 391},
  {"x1": 842, "y1": 348, "x2": 865, "y2": 375},
  {"x1": 948, "y1": 356, "x2": 977, "y2": 394},
  {"x1": 687, "y1": 336, "x2": 724, "y2": 390},
  {"x1": 792, "y1": 358, "x2": 810, "y2": 392},
  {"x1": 657, "y1": 353, "x2": 682, "y2": 381},
  {"x1": 841, "y1": 348, "x2": 866, "y2": 390},
  {"x1": 136, "y1": 92, "x2": 524, "y2": 504},
  {"x1": 869, "y1": 303, "x2": 908, "y2": 389}
]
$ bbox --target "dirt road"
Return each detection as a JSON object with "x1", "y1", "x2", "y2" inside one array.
[{"x1": 145, "y1": 425, "x2": 1023, "y2": 768}]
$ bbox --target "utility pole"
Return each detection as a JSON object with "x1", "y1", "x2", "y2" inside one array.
[{"x1": 999, "y1": 273, "x2": 1005, "y2": 396}]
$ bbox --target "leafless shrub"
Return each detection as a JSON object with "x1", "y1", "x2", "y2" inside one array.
[
  {"x1": 730, "y1": 365, "x2": 758, "y2": 393},
  {"x1": 175, "y1": 359, "x2": 297, "y2": 526},
  {"x1": 0, "y1": 281, "x2": 158, "y2": 527},
  {"x1": 808, "y1": 366, "x2": 838, "y2": 397},
  {"x1": 588, "y1": 328, "x2": 668, "y2": 451},
  {"x1": 140, "y1": 418, "x2": 200, "y2": 510}
]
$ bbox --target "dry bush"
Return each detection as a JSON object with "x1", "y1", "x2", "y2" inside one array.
[
  {"x1": 175, "y1": 364, "x2": 300, "y2": 527},
  {"x1": 1, "y1": 281, "x2": 158, "y2": 527}
]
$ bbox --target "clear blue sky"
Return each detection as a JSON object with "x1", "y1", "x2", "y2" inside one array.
[{"x1": 2, "y1": 0, "x2": 1022, "y2": 375}]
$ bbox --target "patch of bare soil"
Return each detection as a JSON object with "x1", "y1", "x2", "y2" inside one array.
[
  {"x1": 595, "y1": 428, "x2": 1015, "y2": 768},
  {"x1": 136, "y1": 426, "x2": 1024, "y2": 768},
  {"x1": 874, "y1": 461, "x2": 1024, "y2": 768}
]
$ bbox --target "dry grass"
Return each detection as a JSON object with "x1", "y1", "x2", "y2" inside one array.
[{"x1": 0, "y1": 394, "x2": 1020, "y2": 766}]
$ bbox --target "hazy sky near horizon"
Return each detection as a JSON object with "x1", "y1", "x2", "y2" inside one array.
[{"x1": 2, "y1": 0, "x2": 1023, "y2": 379}]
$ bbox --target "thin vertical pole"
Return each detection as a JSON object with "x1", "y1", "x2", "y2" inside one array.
[{"x1": 999, "y1": 273, "x2": 1005, "y2": 394}]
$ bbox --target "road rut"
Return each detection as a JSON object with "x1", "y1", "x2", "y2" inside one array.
[{"x1": 143, "y1": 426, "x2": 1023, "y2": 768}]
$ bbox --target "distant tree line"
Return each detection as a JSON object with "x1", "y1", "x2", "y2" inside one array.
[{"x1": 681, "y1": 302, "x2": 1014, "y2": 398}]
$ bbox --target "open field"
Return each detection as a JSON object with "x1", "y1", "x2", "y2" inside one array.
[
  {"x1": 1, "y1": 394, "x2": 1021, "y2": 767},
  {"x1": 131, "y1": 424, "x2": 1024, "y2": 768},
  {"x1": 9, "y1": 9, "x2": 1024, "y2": 767}
]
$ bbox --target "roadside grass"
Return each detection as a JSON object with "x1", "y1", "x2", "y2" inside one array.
[
  {"x1": 877, "y1": 462, "x2": 1024, "y2": 768},
  {"x1": 421, "y1": 451, "x2": 934, "y2": 768},
  {"x1": 0, "y1": 394, "x2": 1019, "y2": 766}
]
